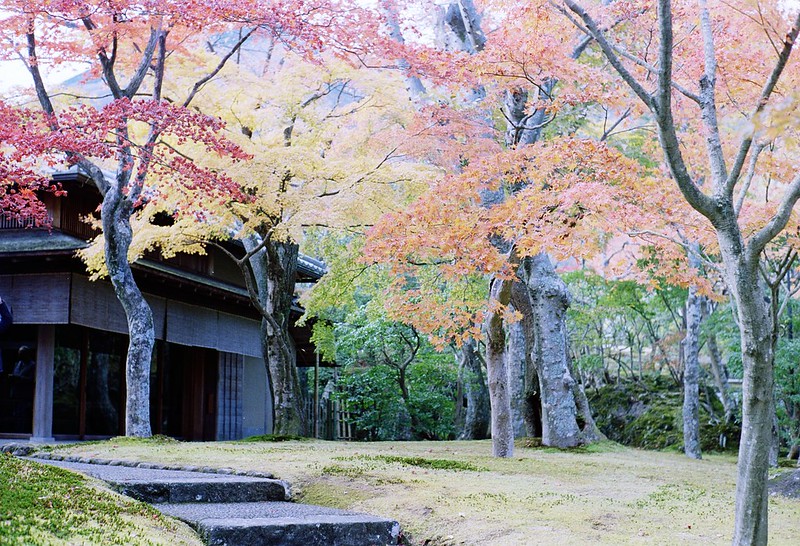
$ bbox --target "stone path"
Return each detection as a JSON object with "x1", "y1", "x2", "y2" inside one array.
[{"x1": 27, "y1": 457, "x2": 400, "y2": 546}]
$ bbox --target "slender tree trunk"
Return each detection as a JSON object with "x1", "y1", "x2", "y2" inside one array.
[
  {"x1": 485, "y1": 278, "x2": 514, "y2": 457},
  {"x1": 682, "y1": 282, "x2": 703, "y2": 459},
  {"x1": 718, "y1": 236, "x2": 774, "y2": 546},
  {"x1": 560, "y1": 2, "x2": 800, "y2": 541},
  {"x1": 707, "y1": 332, "x2": 735, "y2": 422},
  {"x1": 457, "y1": 339, "x2": 490, "y2": 440},
  {"x1": 455, "y1": 352, "x2": 465, "y2": 433},
  {"x1": 506, "y1": 316, "x2": 528, "y2": 437},
  {"x1": 396, "y1": 364, "x2": 423, "y2": 438},
  {"x1": 524, "y1": 253, "x2": 583, "y2": 448},
  {"x1": 247, "y1": 238, "x2": 305, "y2": 436},
  {"x1": 566, "y1": 350, "x2": 604, "y2": 443},
  {"x1": 102, "y1": 185, "x2": 153, "y2": 438}
]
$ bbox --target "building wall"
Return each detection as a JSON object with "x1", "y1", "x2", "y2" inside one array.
[
  {"x1": 242, "y1": 355, "x2": 272, "y2": 438},
  {"x1": 0, "y1": 272, "x2": 270, "y2": 440}
]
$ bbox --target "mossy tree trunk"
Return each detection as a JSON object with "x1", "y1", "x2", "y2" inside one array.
[
  {"x1": 102, "y1": 179, "x2": 153, "y2": 438},
  {"x1": 506, "y1": 316, "x2": 529, "y2": 438},
  {"x1": 245, "y1": 236, "x2": 305, "y2": 436},
  {"x1": 456, "y1": 339, "x2": 491, "y2": 440},
  {"x1": 485, "y1": 278, "x2": 514, "y2": 457},
  {"x1": 523, "y1": 253, "x2": 601, "y2": 446}
]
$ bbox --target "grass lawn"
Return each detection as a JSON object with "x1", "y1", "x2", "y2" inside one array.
[
  {"x1": 21, "y1": 438, "x2": 800, "y2": 545},
  {"x1": 0, "y1": 452, "x2": 202, "y2": 545}
]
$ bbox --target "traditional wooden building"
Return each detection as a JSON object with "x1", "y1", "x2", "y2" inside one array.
[{"x1": 0, "y1": 171, "x2": 325, "y2": 442}]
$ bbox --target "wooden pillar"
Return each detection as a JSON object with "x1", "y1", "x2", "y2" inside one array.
[
  {"x1": 31, "y1": 324, "x2": 55, "y2": 443},
  {"x1": 313, "y1": 350, "x2": 320, "y2": 439}
]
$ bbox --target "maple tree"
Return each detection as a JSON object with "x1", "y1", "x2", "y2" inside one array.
[
  {"x1": 0, "y1": 0, "x2": 372, "y2": 437},
  {"x1": 86, "y1": 42, "x2": 433, "y2": 435},
  {"x1": 362, "y1": 0, "x2": 660, "y2": 457},
  {"x1": 0, "y1": 104, "x2": 63, "y2": 228},
  {"x1": 361, "y1": 7, "x2": 800, "y2": 542},
  {"x1": 555, "y1": 1, "x2": 800, "y2": 542}
]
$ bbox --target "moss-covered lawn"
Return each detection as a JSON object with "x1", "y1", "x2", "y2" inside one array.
[
  {"x1": 28, "y1": 438, "x2": 800, "y2": 545},
  {"x1": 0, "y1": 452, "x2": 202, "y2": 545}
]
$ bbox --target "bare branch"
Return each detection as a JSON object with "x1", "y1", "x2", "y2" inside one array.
[
  {"x1": 183, "y1": 26, "x2": 258, "y2": 108},
  {"x1": 725, "y1": 12, "x2": 800, "y2": 195},
  {"x1": 82, "y1": 16, "x2": 122, "y2": 98},
  {"x1": 605, "y1": 41, "x2": 700, "y2": 103},
  {"x1": 562, "y1": 1, "x2": 716, "y2": 219},
  {"x1": 25, "y1": 21, "x2": 109, "y2": 195},
  {"x1": 25, "y1": 24, "x2": 58, "y2": 122},
  {"x1": 123, "y1": 26, "x2": 161, "y2": 98},
  {"x1": 600, "y1": 108, "x2": 631, "y2": 141},
  {"x1": 560, "y1": 1, "x2": 655, "y2": 108},
  {"x1": 734, "y1": 142, "x2": 767, "y2": 216},
  {"x1": 697, "y1": 0, "x2": 728, "y2": 192},
  {"x1": 747, "y1": 172, "x2": 800, "y2": 261},
  {"x1": 130, "y1": 31, "x2": 169, "y2": 204}
]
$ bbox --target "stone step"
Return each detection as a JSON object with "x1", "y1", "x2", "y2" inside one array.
[
  {"x1": 33, "y1": 459, "x2": 290, "y2": 503},
  {"x1": 114, "y1": 477, "x2": 288, "y2": 504},
  {"x1": 157, "y1": 501, "x2": 401, "y2": 546},
  {"x1": 29, "y1": 458, "x2": 401, "y2": 545}
]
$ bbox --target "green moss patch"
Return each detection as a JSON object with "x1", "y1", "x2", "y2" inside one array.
[
  {"x1": 0, "y1": 453, "x2": 200, "y2": 545},
  {"x1": 373, "y1": 455, "x2": 486, "y2": 472},
  {"x1": 238, "y1": 434, "x2": 308, "y2": 442}
]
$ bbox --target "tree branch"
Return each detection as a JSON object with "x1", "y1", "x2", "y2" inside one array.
[
  {"x1": 560, "y1": 1, "x2": 654, "y2": 108},
  {"x1": 25, "y1": 21, "x2": 109, "y2": 195},
  {"x1": 130, "y1": 30, "x2": 169, "y2": 204},
  {"x1": 600, "y1": 108, "x2": 631, "y2": 141},
  {"x1": 734, "y1": 142, "x2": 767, "y2": 217},
  {"x1": 747, "y1": 172, "x2": 800, "y2": 262},
  {"x1": 82, "y1": 16, "x2": 123, "y2": 98},
  {"x1": 562, "y1": 0, "x2": 717, "y2": 220},
  {"x1": 725, "y1": 12, "x2": 800, "y2": 195},
  {"x1": 603, "y1": 40, "x2": 701, "y2": 104},
  {"x1": 183, "y1": 26, "x2": 257, "y2": 108},
  {"x1": 123, "y1": 25, "x2": 162, "y2": 99},
  {"x1": 697, "y1": 0, "x2": 729, "y2": 194}
]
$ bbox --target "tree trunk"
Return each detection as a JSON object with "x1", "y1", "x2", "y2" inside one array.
[
  {"x1": 524, "y1": 253, "x2": 583, "y2": 448},
  {"x1": 566, "y1": 350, "x2": 604, "y2": 443},
  {"x1": 247, "y1": 237, "x2": 305, "y2": 436},
  {"x1": 682, "y1": 283, "x2": 703, "y2": 459},
  {"x1": 485, "y1": 278, "x2": 514, "y2": 457},
  {"x1": 707, "y1": 332, "x2": 735, "y2": 422},
  {"x1": 102, "y1": 186, "x2": 153, "y2": 438},
  {"x1": 506, "y1": 316, "x2": 528, "y2": 438},
  {"x1": 511, "y1": 281, "x2": 542, "y2": 437},
  {"x1": 457, "y1": 339, "x2": 490, "y2": 440},
  {"x1": 396, "y1": 363, "x2": 424, "y2": 438},
  {"x1": 717, "y1": 235, "x2": 774, "y2": 546}
]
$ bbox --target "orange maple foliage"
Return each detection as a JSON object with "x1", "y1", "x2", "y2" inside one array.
[{"x1": 359, "y1": 0, "x2": 800, "y2": 345}]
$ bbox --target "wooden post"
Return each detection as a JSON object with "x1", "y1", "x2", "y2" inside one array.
[
  {"x1": 31, "y1": 324, "x2": 55, "y2": 443},
  {"x1": 78, "y1": 330, "x2": 88, "y2": 438},
  {"x1": 313, "y1": 350, "x2": 320, "y2": 439}
]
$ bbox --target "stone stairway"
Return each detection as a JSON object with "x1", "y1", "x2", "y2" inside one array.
[{"x1": 31, "y1": 457, "x2": 400, "y2": 546}]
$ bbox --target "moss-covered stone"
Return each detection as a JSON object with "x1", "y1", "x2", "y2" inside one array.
[{"x1": 588, "y1": 376, "x2": 740, "y2": 452}]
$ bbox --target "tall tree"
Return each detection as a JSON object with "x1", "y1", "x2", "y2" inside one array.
[
  {"x1": 1, "y1": 2, "x2": 263, "y2": 436},
  {"x1": 560, "y1": 1, "x2": 800, "y2": 542},
  {"x1": 362, "y1": 0, "x2": 618, "y2": 456},
  {"x1": 1, "y1": 0, "x2": 372, "y2": 437}
]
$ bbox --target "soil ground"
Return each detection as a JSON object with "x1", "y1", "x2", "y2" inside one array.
[{"x1": 41, "y1": 438, "x2": 800, "y2": 545}]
